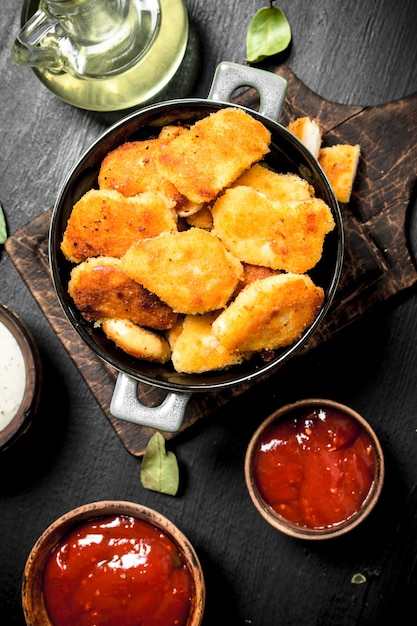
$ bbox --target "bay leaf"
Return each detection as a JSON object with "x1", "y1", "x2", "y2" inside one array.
[
  {"x1": 140, "y1": 432, "x2": 179, "y2": 495},
  {"x1": 0, "y1": 202, "x2": 7, "y2": 244},
  {"x1": 246, "y1": 6, "x2": 291, "y2": 63}
]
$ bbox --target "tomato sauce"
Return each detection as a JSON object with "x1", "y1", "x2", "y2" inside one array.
[
  {"x1": 253, "y1": 406, "x2": 377, "y2": 530},
  {"x1": 43, "y1": 514, "x2": 194, "y2": 626}
]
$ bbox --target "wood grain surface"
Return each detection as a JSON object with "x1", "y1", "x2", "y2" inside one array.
[{"x1": 7, "y1": 67, "x2": 417, "y2": 455}]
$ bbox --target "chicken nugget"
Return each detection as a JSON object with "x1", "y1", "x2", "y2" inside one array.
[
  {"x1": 185, "y1": 205, "x2": 213, "y2": 229},
  {"x1": 212, "y1": 273, "x2": 324, "y2": 352},
  {"x1": 168, "y1": 313, "x2": 249, "y2": 374},
  {"x1": 235, "y1": 263, "x2": 281, "y2": 295},
  {"x1": 318, "y1": 144, "x2": 360, "y2": 203},
  {"x1": 232, "y1": 164, "x2": 315, "y2": 202},
  {"x1": 100, "y1": 318, "x2": 171, "y2": 363},
  {"x1": 121, "y1": 228, "x2": 243, "y2": 315},
  {"x1": 157, "y1": 124, "x2": 188, "y2": 143},
  {"x1": 61, "y1": 189, "x2": 177, "y2": 262},
  {"x1": 98, "y1": 138, "x2": 167, "y2": 197},
  {"x1": 287, "y1": 116, "x2": 322, "y2": 158},
  {"x1": 98, "y1": 132, "x2": 201, "y2": 216},
  {"x1": 156, "y1": 108, "x2": 271, "y2": 203},
  {"x1": 68, "y1": 256, "x2": 177, "y2": 329},
  {"x1": 212, "y1": 186, "x2": 335, "y2": 273}
]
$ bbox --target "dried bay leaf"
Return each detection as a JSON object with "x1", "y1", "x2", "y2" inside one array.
[
  {"x1": 0, "y1": 201, "x2": 7, "y2": 244},
  {"x1": 246, "y1": 6, "x2": 291, "y2": 63},
  {"x1": 140, "y1": 432, "x2": 179, "y2": 495}
]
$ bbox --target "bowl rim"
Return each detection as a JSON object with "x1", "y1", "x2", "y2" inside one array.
[
  {"x1": 21, "y1": 499, "x2": 205, "y2": 626},
  {"x1": 0, "y1": 302, "x2": 42, "y2": 451},
  {"x1": 244, "y1": 398, "x2": 385, "y2": 540},
  {"x1": 49, "y1": 97, "x2": 344, "y2": 393}
]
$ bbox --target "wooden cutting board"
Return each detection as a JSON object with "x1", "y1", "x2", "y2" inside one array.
[{"x1": 6, "y1": 65, "x2": 417, "y2": 456}]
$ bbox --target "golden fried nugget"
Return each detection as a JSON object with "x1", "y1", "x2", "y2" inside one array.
[
  {"x1": 98, "y1": 134, "x2": 202, "y2": 216},
  {"x1": 100, "y1": 318, "x2": 171, "y2": 363},
  {"x1": 68, "y1": 256, "x2": 177, "y2": 329},
  {"x1": 232, "y1": 164, "x2": 314, "y2": 202},
  {"x1": 185, "y1": 205, "x2": 213, "y2": 229},
  {"x1": 212, "y1": 273, "x2": 324, "y2": 352},
  {"x1": 60, "y1": 189, "x2": 177, "y2": 262},
  {"x1": 168, "y1": 312, "x2": 249, "y2": 374},
  {"x1": 157, "y1": 124, "x2": 188, "y2": 142},
  {"x1": 287, "y1": 117, "x2": 322, "y2": 158},
  {"x1": 235, "y1": 263, "x2": 281, "y2": 295},
  {"x1": 156, "y1": 108, "x2": 271, "y2": 203},
  {"x1": 98, "y1": 138, "x2": 164, "y2": 197},
  {"x1": 121, "y1": 228, "x2": 243, "y2": 315},
  {"x1": 212, "y1": 186, "x2": 335, "y2": 273},
  {"x1": 166, "y1": 316, "x2": 184, "y2": 348},
  {"x1": 318, "y1": 144, "x2": 360, "y2": 203}
]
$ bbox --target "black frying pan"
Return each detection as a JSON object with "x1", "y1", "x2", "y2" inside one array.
[{"x1": 49, "y1": 62, "x2": 344, "y2": 431}]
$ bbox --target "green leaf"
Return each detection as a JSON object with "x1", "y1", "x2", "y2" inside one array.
[
  {"x1": 0, "y1": 201, "x2": 7, "y2": 244},
  {"x1": 140, "y1": 432, "x2": 179, "y2": 495},
  {"x1": 246, "y1": 6, "x2": 291, "y2": 64}
]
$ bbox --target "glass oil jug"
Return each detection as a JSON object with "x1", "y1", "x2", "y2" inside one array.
[{"x1": 12, "y1": 0, "x2": 189, "y2": 111}]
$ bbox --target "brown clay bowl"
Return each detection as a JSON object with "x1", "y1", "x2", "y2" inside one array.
[
  {"x1": 0, "y1": 303, "x2": 42, "y2": 451},
  {"x1": 244, "y1": 398, "x2": 385, "y2": 540},
  {"x1": 21, "y1": 500, "x2": 205, "y2": 625}
]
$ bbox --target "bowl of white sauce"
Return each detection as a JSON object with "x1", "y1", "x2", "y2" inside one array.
[{"x1": 0, "y1": 303, "x2": 42, "y2": 451}]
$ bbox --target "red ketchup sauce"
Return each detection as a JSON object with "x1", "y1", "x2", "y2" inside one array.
[
  {"x1": 253, "y1": 407, "x2": 377, "y2": 530},
  {"x1": 42, "y1": 514, "x2": 194, "y2": 626}
]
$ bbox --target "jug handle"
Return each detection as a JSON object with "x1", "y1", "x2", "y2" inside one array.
[
  {"x1": 12, "y1": 9, "x2": 60, "y2": 69},
  {"x1": 109, "y1": 63, "x2": 287, "y2": 433}
]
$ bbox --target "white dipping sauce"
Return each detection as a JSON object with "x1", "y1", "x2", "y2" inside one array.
[{"x1": 0, "y1": 321, "x2": 26, "y2": 430}]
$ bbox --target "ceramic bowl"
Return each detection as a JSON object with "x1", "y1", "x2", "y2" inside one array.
[
  {"x1": 22, "y1": 500, "x2": 205, "y2": 625},
  {"x1": 244, "y1": 398, "x2": 385, "y2": 540},
  {"x1": 0, "y1": 303, "x2": 42, "y2": 451}
]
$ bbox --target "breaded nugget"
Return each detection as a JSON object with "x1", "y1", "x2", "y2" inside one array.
[
  {"x1": 68, "y1": 256, "x2": 177, "y2": 329},
  {"x1": 98, "y1": 138, "x2": 174, "y2": 198},
  {"x1": 61, "y1": 189, "x2": 177, "y2": 262},
  {"x1": 235, "y1": 263, "x2": 281, "y2": 295},
  {"x1": 121, "y1": 228, "x2": 243, "y2": 315},
  {"x1": 212, "y1": 273, "x2": 324, "y2": 352},
  {"x1": 211, "y1": 186, "x2": 335, "y2": 273},
  {"x1": 287, "y1": 117, "x2": 322, "y2": 158},
  {"x1": 318, "y1": 144, "x2": 360, "y2": 203},
  {"x1": 232, "y1": 164, "x2": 314, "y2": 202},
  {"x1": 156, "y1": 108, "x2": 271, "y2": 203},
  {"x1": 185, "y1": 205, "x2": 213, "y2": 230},
  {"x1": 168, "y1": 312, "x2": 249, "y2": 374},
  {"x1": 157, "y1": 124, "x2": 188, "y2": 143},
  {"x1": 100, "y1": 318, "x2": 171, "y2": 363},
  {"x1": 98, "y1": 133, "x2": 202, "y2": 216},
  {"x1": 166, "y1": 316, "x2": 184, "y2": 348}
]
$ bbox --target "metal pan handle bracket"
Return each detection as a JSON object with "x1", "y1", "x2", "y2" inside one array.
[
  {"x1": 208, "y1": 61, "x2": 287, "y2": 121},
  {"x1": 110, "y1": 372, "x2": 192, "y2": 432}
]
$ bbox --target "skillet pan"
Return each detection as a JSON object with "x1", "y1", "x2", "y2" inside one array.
[{"x1": 49, "y1": 62, "x2": 344, "y2": 431}]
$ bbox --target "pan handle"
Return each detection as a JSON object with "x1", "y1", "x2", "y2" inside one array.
[
  {"x1": 208, "y1": 61, "x2": 287, "y2": 121},
  {"x1": 110, "y1": 372, "x2": 192, "y2": 433}
]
